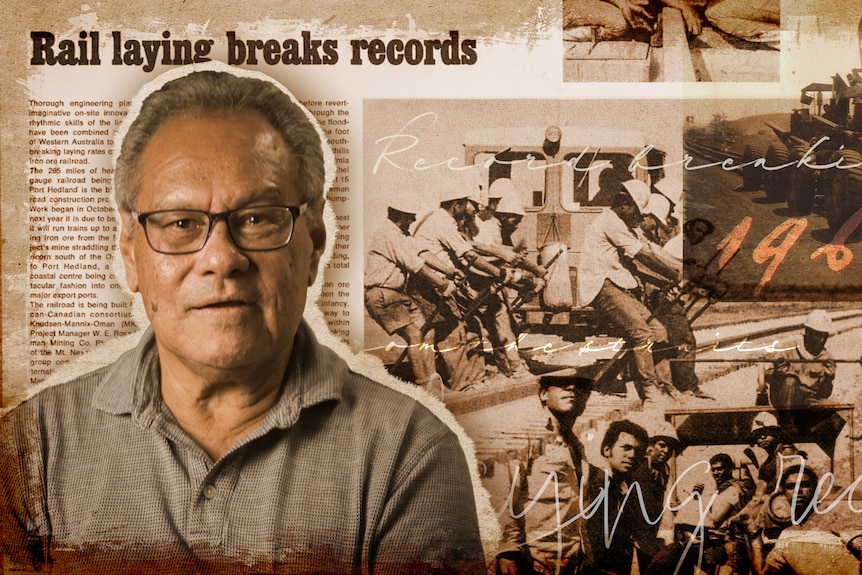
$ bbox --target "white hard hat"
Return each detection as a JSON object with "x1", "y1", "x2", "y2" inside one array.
[
  {"x1": 387, "y1": 196, "x2": 418, "y2": 216},
  {"x1": 439, "y1": 169, "x2": 482, "y2": 204},
  {"x1": 650, "y1": 421, "x2": 681, "y2": 450},
  {"x1": 488, "y1": 178, "x2": 515, "y2": 200},
  {"x1": 653, "y1": 176, "x2": 682, "y2": 205},
  {"x1": 804, "y1": 309, "x2": 832, "y2": 334},
  {"x1": 751, "y1": 411, "x2": 780, "y2": 435},
  {"x1": 622, "y1": 179, "x2": 650, "y2": 212},
  {"x1": 496, "y1": 192, "x2": 525, "y2": 216},
  {"x1": 644, "y1": 193, "x2": 672, "y2": 225}
]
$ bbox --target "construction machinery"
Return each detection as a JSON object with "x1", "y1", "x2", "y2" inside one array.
[{"x1": 762, "y1": 18, "x2": 862, "y2": 229}]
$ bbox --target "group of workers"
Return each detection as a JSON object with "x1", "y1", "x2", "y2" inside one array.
[
  {"x1": 364, "y1": 178, "x2": 545, "y2": 391},
  {"x1": 494, "y1": 371, "x2": 862, "y2": 575},
  {"x1": 364, "y1": 174, "x2": 724, "y2": 396}
]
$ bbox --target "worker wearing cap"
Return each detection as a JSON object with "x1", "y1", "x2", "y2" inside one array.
[
  {"x1": 413, "y1": 184, "x2": 505, "y2": 390},
  {"x1": 760, "y1": 310, "x2": 836, "y2": 408},
  {"x1": 578, "y1": 179, "x2": 683, "y2": 403},
  {"x1": 493, "y1": 372, "x2": 593, "y2": 575},
  {"x1": 364, "y1": 201, "x2": 461, "y2": 387}
]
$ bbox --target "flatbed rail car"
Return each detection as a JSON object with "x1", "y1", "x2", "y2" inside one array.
[
  {"x1": 666, "y1": 404, "x2": 856, "y2": 486},
  {"x1": 463, "y1": 124, "x2": 675, "y2": 337}
]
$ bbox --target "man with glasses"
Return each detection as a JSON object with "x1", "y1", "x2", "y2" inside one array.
[{"x1": 0, "y1": 65, "x2": 484, "y2": 574}]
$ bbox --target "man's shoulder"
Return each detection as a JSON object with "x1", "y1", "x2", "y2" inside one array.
[
  {"x1": 5, "y1": 364, "x2": 114, "y2": 416},
  {"x1": 0, "y1": 362, "x2": 118, "y2": 445},
  {"x1": 316, "y1": 344, "x2": 455, "y2": 440}
]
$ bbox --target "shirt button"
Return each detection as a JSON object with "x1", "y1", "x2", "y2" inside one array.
[{"x1": 203, "y1": 484, "x2": 218, "y2": 499}]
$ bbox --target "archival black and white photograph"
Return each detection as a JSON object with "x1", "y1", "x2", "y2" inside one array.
[
  {"x1": 363, "y1": 96, "x2": 862, "y2": 575},
  {"x1": 683, "y1": 92, "x2": 862, "y2": 300},
  {"x1": 562, "y1": 0, "x2": 780, "y2": 81}
]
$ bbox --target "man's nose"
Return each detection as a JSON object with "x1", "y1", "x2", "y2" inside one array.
[{"x1": 196, "y1": 219, "x2": 250, "y2": 275}]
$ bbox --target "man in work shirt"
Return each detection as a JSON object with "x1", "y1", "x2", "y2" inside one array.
[
  {"x1": 578, "y1": 180, "x2": 683, "y2": 403},
  {"x1": 364, "y1": 200, "x2": 460, "y2": 387},
  {"x1": 0, "y1": 65, "x2": 485, "y2": 574},
  {"x1": 413, "y1": 184, "x2": 505, "y2": 390},
  {"x1": 761, "y1": 309, "x2": 836, "y2": 408}
]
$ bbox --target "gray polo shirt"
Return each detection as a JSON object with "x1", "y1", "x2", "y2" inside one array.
[{"x1": 0, "y1": 322, "x2": 485, "y2": 574}]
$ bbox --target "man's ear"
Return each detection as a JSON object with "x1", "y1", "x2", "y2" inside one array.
[
  {"x1": 306, "y1": 205, "x2": 327, "y2": 287},
  {"x1": 118, "y1": 211, "x2": 140, "y2": 293}
]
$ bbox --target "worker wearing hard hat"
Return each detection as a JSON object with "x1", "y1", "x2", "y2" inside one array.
[
  {"x1": 578, "y1": 179, "x2": 684, "y2": 404},
  {"x1": 466, "y1": 179, "x2": 545, "y2": 379},
  {"x1": 760, "y1": 310, "x2": 836, "y2": 408},
  {"x1": 412, "y1": 183, "x2": 507, "y2": 390},
  {"x1": 364, "y1": 199, "x2": 461, "y2": 388}
]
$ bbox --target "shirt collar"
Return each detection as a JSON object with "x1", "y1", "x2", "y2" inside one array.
[{"x1": 92, "y1": 320, "x2": 346, "y2": 431}]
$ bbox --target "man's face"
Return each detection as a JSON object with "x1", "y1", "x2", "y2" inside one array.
[
  {"x1": 395, "y1": 212, "x2": 416, "y2": 235},
  {"x1": 119, "y1": 111, "x2": 326, "y2": 377},
  {"x1": 497, "y1": 214, "x2": 523, "y2": 235},
  {"x1": 648, "y1": 438, "x2": 673, "y2": 465},
  {"x1": 686, "y1": 221, "x2": 711, "y2": 245},
  {"x1": 756, "y1": 432, "x2": 776, "y2": 450},
  {"x1": 602, "y1": 432, "x2": 643, "y2": 477},
  {"x1": 614, "y1": 199, "x2": 643, "y2": 229},
  {"x1": 452, "y1": 198, "x2": 476, "y2": 220},
  {"x1": 784, "y1": 472, "x2": 815, "y2": 511},
  {"x1": 803, "y1": 327, "x2": 829, "y2": 355},
  {"x1": 710, "y1": 459, "x2": 732, "y2": 484},
  {"x1": 540, "y1": 382, "x2": 590, "y2": 419}
]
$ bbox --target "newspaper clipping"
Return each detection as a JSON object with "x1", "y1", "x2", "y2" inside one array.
[{"x1": 5, "y1": 1, "x2": 862, "y2": 573}]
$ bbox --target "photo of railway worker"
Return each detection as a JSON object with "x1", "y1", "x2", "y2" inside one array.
[
  {"x1": 582, "y1": 419, "x2": 651, "y2": 575},
  {"x1": 493, "y1": 373, "x2": 593, "y2": 575},
  {"x1": 640, "y1": 190, "x2": 679, "y2": 247},
  {"x1": 0, "y1": 65, "x2": 486, "y2": 574},
  {"x1": 364, "y1": 199, "x2": 462, "y2": 388},
  {"x1": 746, "y1": 464, "x2": 819, "y2": 575},
  {"x1": 693, "y1": 453, "x2": 756, "y2": 574},
  {"x1": 631, "y1": 421, "x2": 683, "y2": 572},
  {"x1": 759, "y1": 309, "x2": 836, "y2": 408},
  {"x1": 578, "y1": 179, "x2": 683, "y2": 404},
  {"x1": 412, "y1": 185, "x2": 507, "y2": 390},
  {"x1": 463, "y1": 179, "x2": 546, "y2": 379},
  {"x1": 747, "y1": 464, "x2": 862, "y2": 575},
  {"x1": 745, "y1": 411, "x2": 800, "y2": 496},
  {"x1": 562, "y1": 0, "x2": 778, "y2": 45}
]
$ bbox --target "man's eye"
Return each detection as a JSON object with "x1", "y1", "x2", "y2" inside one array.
[
  {"x1": 243, "y1": 213, "x2": 270, "y2": 225},
  {"x1": 170, "y1": 218, "x2": 194, "y2": 229}
]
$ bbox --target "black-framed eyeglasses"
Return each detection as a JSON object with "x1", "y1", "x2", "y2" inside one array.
[{"x1": 131, "y1": 204, "x2": 308, "y2": 255}]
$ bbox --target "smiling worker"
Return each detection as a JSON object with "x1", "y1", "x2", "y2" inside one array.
[{"x1": 0, "y1": 65, "x2": 484, "y2": 574}]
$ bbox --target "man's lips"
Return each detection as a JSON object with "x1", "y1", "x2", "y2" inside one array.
[{"x1": 191, "y1": 298, "x2": 254, "y2": 310}]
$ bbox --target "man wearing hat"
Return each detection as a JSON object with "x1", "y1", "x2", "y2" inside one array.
[
  {"x1": 760, "y1": 309, "x2": 836, "y2": 408},
  {"x1": 578, "y1": 179, "x2": 683, "y2": 403},
  {"x1": 364, "y1": 200, "x2": 460, "y2": 387},
  {"x1": 493, "y1": 372, "x2": 593, "y2": 575},
  {"x1": 468, "y1": 180, "x2": 546, "y2": 378},
  {"x1": 413, "y1": 183, "x2": 505, "y2": 390}
]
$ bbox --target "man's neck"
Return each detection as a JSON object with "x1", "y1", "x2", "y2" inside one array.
[{"x1": 158, "y1": 349, "x2": 291, "y2": 462}]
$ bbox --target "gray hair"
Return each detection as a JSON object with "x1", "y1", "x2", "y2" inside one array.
[{"x1": 114, "y1": 70, "x2": 326, "y2": 215}]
